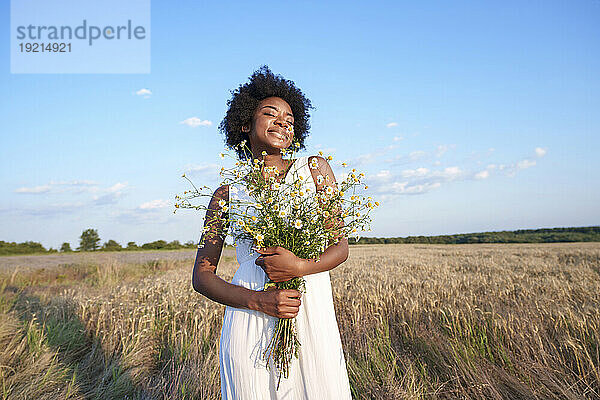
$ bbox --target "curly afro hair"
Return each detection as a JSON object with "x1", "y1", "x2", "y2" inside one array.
[{"x1": 219, "y1": 65, "x2": 313, "y2": 159}]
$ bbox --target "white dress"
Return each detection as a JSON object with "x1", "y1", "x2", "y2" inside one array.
[{"x1": 219, "y1": 156, "x2": 353, "y2": 400}]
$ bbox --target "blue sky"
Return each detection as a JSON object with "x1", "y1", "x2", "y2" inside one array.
[{"x1": 1, "y1": 1, "x2": 599, "y2": 249}]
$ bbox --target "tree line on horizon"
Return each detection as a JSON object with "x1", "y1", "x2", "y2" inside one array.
[
  {"x1": 0, "y1": 228, "x2": 197, "y2": 256},
  {"x1": 348, "y1": 226, "x2": 600, "y2": 245},
  {"x1": 1, "y1": 226, "x2": 599, "y2": 256}
]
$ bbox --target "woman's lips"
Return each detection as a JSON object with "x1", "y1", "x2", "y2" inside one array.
[{"x1": 268, "y1": 130, "x2": 288, "y2": 141}]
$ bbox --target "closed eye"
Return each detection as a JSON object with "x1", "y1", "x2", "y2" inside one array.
[{"x1": 264, "y1": 113, "x2": 294, "y2": 125}]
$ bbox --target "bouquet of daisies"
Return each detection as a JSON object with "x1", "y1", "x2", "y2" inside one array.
[{"x1": 175, "y1": 141, "x2": 378, "y2": 388}]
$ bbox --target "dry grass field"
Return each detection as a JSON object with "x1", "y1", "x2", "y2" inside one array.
[{"x1": 0, "y1": 243, "x2": 598, "y2": 399}]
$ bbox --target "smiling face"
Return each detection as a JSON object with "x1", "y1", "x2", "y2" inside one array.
[{"x1": 243, "y1": 97, "x2": 295, "y2": 157}]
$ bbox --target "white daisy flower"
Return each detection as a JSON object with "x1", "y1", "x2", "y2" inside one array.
[
  {"x1": 218, "y1": 199, "x2": 227, "y2": 207},
  {"x1": 278, "y1": 210, "x2": 287, "y2": 218},
  {"x1": 325, "y1": 186, "x2": 334, "y2": 195},
  {"x1": 255, "y1": 233, "x2": 264, "y2": 242},
  {"x1": 294, "y1": 219, "x2": 303, "y2": 229},
  {"x1": 310, "y1": 158, "x2": 319, "y2": 169}
]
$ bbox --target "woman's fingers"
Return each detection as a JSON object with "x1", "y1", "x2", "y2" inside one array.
[
  {"x1": 281, "y1": 296, "x2": 301, "y2": 306},
  {"x1": 278, "y1": 307, "x2": 300, "y2": 319},
  {"x1": 279, "y1": 304, "x2": 299, "y2": 313},
  {"x1": 256, "y1": 261, "x2": 296, "y2": 282},
  {"x1": 284, "y1": 289, "x2": 302, "y2": 298},
  {"x1": 252, "y1": 246, "x2": 280, "y2": 255}
]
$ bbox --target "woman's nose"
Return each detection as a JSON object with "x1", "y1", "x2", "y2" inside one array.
[{"x1": 274, "y1": 116, "x2": 290, "y2": 128}]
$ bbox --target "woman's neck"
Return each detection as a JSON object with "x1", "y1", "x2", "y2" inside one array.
[
  {"x1": 251, "y1": 150, "x2": 294, "y2": 181},
  {"x1": 251, "y1": 150, "x2": 289, "y2": 166}
]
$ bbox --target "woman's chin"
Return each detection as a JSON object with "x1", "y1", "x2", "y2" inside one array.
[{"x1": 267, "y1": 140, "x2": 291, "y2": 150}]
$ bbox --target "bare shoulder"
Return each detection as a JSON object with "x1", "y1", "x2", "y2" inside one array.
[
  {"x1": 307, "y1": 155, "x2": 337, "y2": 190},
  {"x1": 207, "y1": 184, "x2": 229, "y2": 210}
]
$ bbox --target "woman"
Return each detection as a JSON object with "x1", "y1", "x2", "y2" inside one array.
[{"x1": 192, "y1": 66, "x2": 352, "y2": 399}]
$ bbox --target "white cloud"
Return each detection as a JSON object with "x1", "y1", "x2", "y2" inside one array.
[
  {"x1": 353, "y1": 153, "x2": 375, "y2": 166},
  {"x1": 8, "y1": 180, "x2": 130, "y2": 221},
  {"x1": 15, "y1": 180, "x2": 99, "y2": 194},
  {"x1": 49, "y1": 180, "x2": 97, "y2": 186},
  {"x1": 409, "y1": 150, "x2": 426, "y2": 160},
  {"x1": 535, "y1": 147, "x2": 547, "y2": 157},
  {"x1": 345, "y1": 143, "x2": 397, "y2": 167},
  {"x1": 474, "y1": 170, "x2": 490, "y2": 180},
  {"x1": 136, "y1": 88, "x2": 152, "y2": 98},
  {"x1": 366, "y1": 145, "x2": 543, "y2": 197},
  {"x1": 387, "y1": 142, "x2": 456, "y2": 166},
  {"x1": 376, "y1": 170, "x2": 391, "y2": 179},
  {"x1": 502, "y1": 158, "x2": 537, "y2": 177},
  {"x1": 92, "y1": 193, "x2": 123, "y2": 205},
  {"x1": 107, "y1": 182, "x2": 127, "y2": 192},
  {"x1": 180, "y1": 117, "x2": 212, "y2": 128},
  {"x1": 6, "y1": 202, "x2": 86, "y2": 218},
  {"x1": 435, "y1": 144, "x2": 455, "y2": 157},
  {"x1": 401, "y1": 167, "x2": 430, "y2": 178},
  {"x1": 385, "y1": 181, "x2": 442, "y2": 195},
  {"x1": 516, "y1": 159, "x2": 536, "y2": 170},
  {"x1": 442, "y1": 166, "x2": 462, "y2": 178},
  {"x1": 139, "y1": 199, "x2": 171, "y2": 210},
  {"x1": 386, "y1": 122, "x2": 398, "y2": 128},
  {"x1": 15, "y1": 185, "x2": 51, "y2": 194},
  {"x1": 92, "y1": 182, "x2": 128, "y2": 205},
  {"x1": 368, "y1": 165, "x2": 464, "y2": 196}
]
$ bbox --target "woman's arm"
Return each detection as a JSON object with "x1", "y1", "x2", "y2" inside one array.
[
  {"x1": 254, "y1": 238, "x2": 348, "y2": 281},
  {"x1": 193, "y1": 185, "x2": 302, "y2": 318},
  {"x1": 297, "y1": 238, "x2": 348, "y2": 275},
  {"x1": 192, "y1": 185, "x2": 253, "y2": 308}
]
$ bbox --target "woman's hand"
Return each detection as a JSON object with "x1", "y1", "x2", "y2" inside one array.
[
  {"x1": 254, "y1": 246, "x2": 304, "y2": 282},
  {"x1": 255, "y1": 286, "x2": 302, "y2": 319}
]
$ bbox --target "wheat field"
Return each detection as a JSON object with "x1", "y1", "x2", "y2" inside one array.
[{"x1": 0, "y1": 243, "x2": 599, "y2": 399}]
